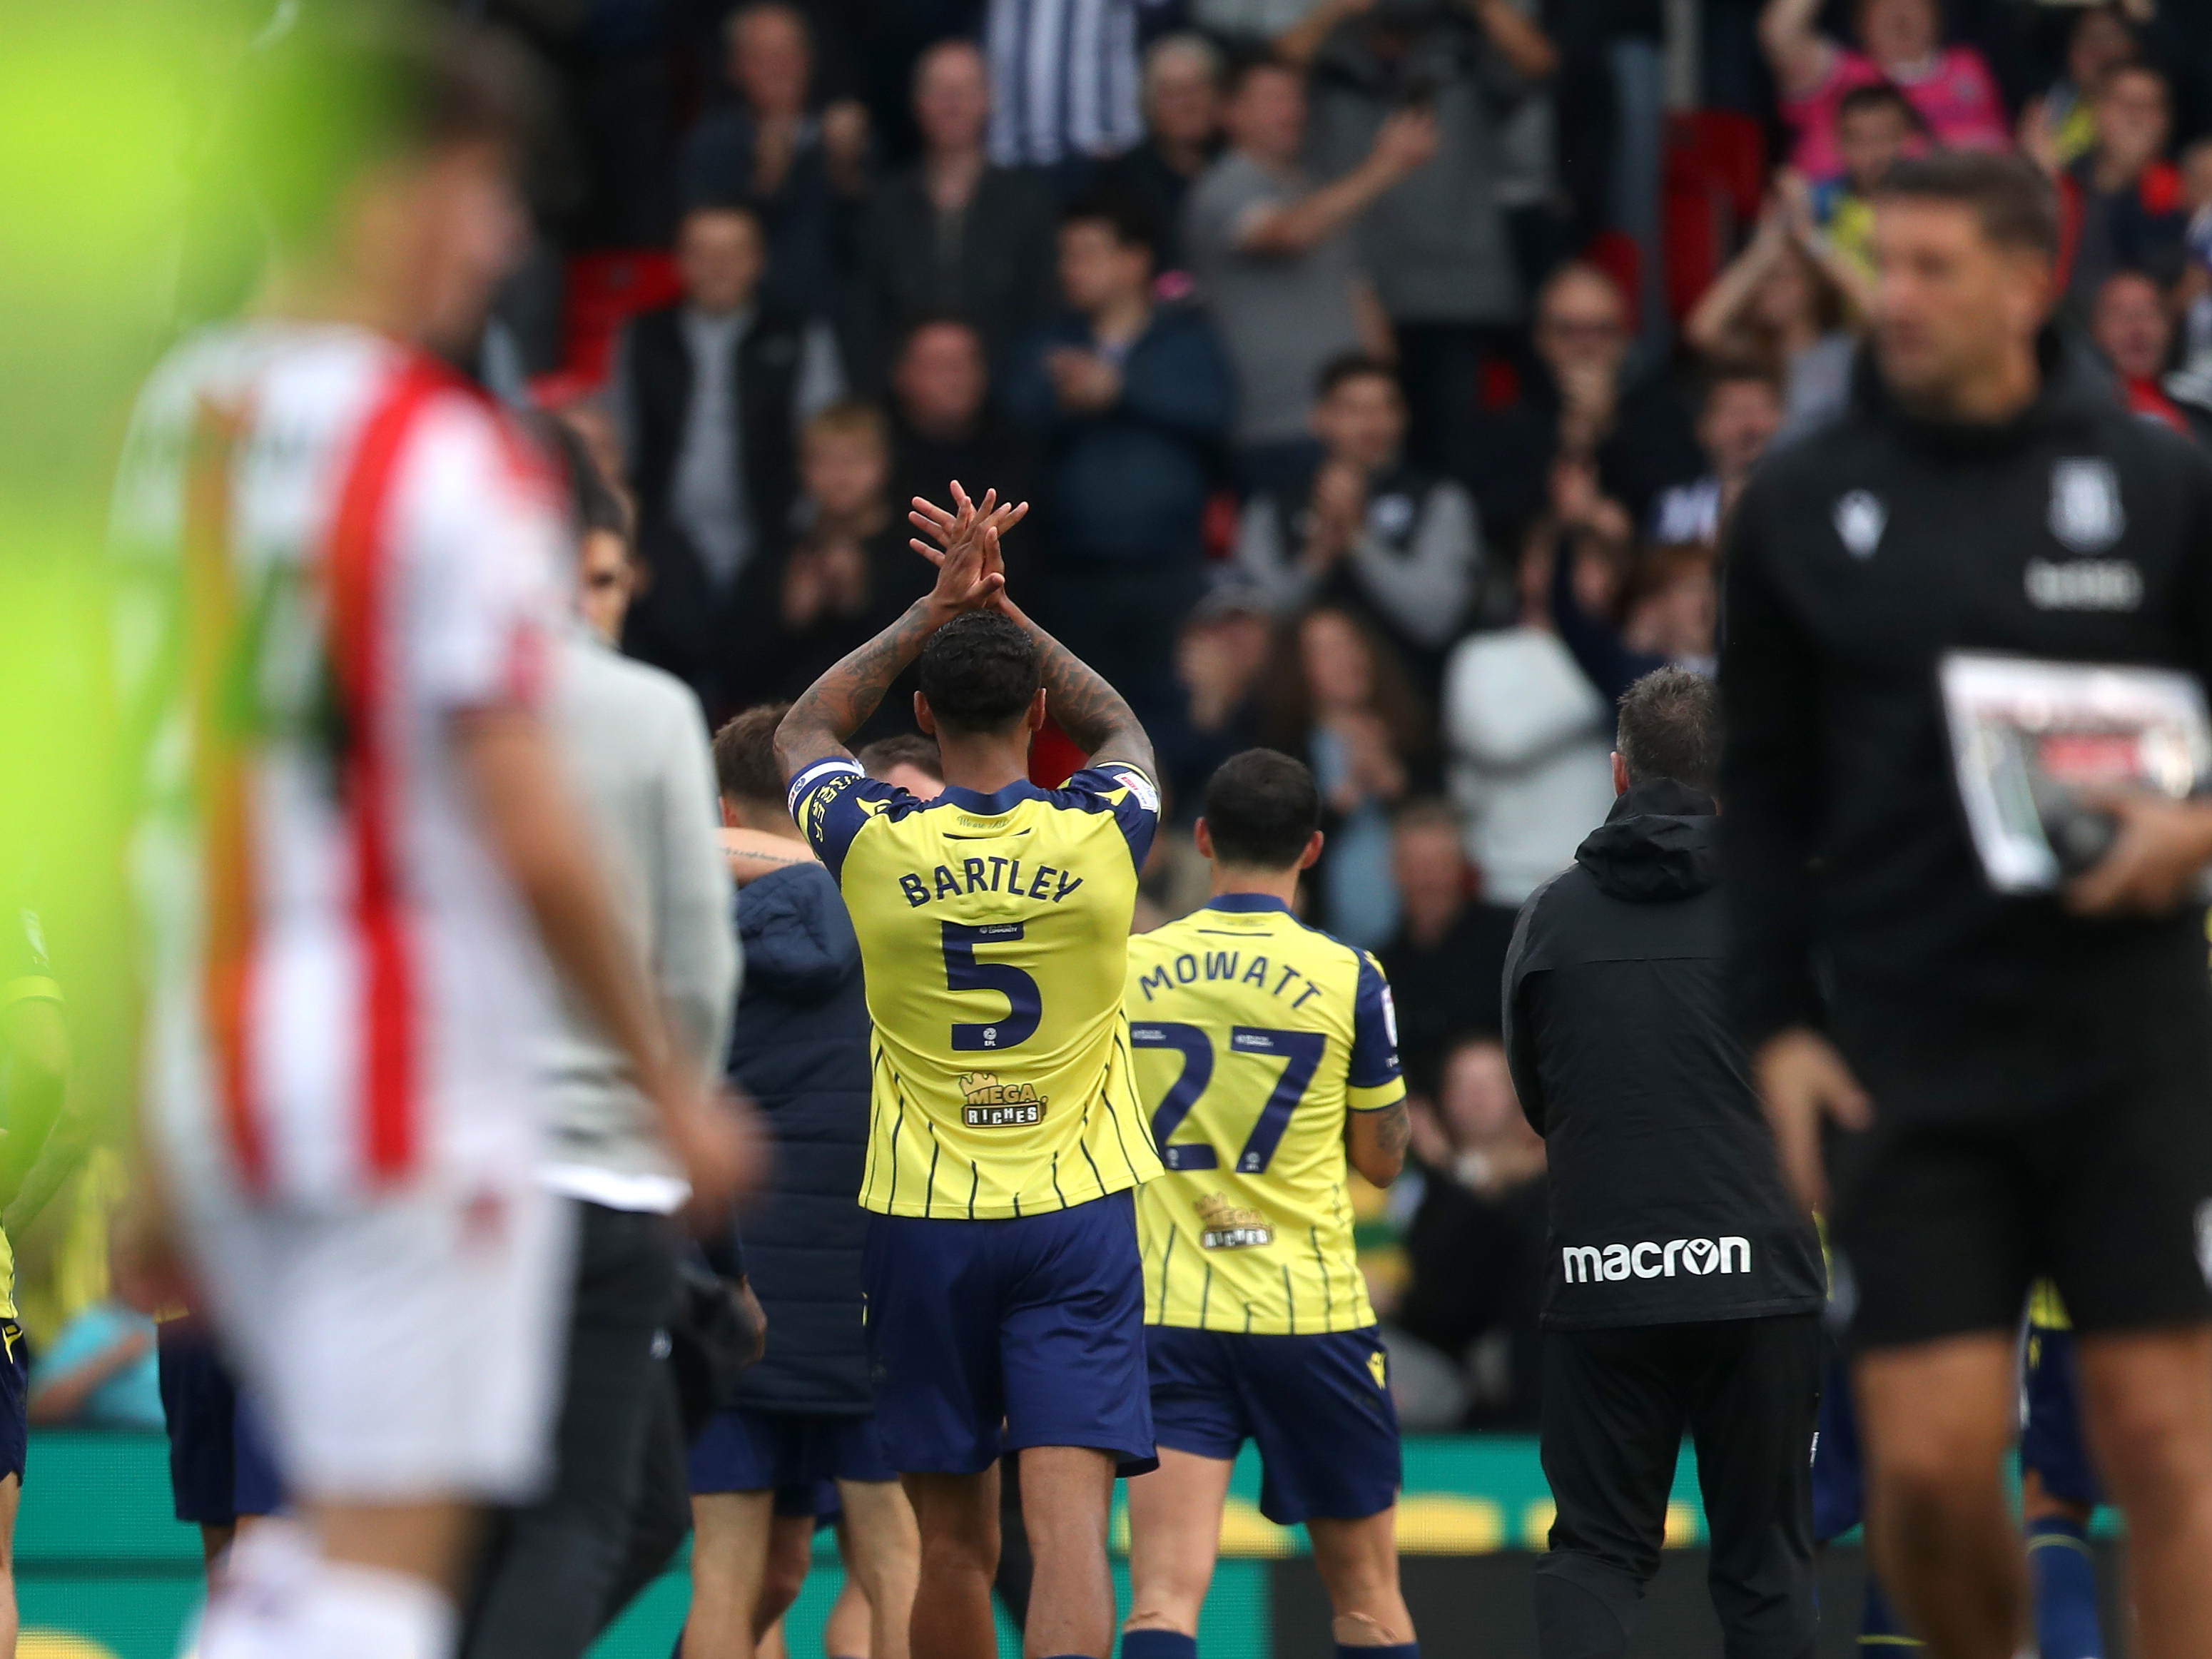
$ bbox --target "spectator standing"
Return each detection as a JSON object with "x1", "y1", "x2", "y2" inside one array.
[
  {"x1": 1184, "y1": 59, "x2": 1430, "y2": 487},
  {"x1": 465, "y1": 425, "x2": 742, "y2": 1659},
  {"x1": 681, "y1": 2, "x2": 871, "y2": 320},
  {"x1": 1376, "y1": 801, "x2": 1518, "y2": 1097},
  {"x1": 729, "y1": 402, "x2": 930, "y2": 728},
  {"x1": 2017, "y1": 3, "x2": 2139, "y2": 176},
  {"x1": 2091, "y1": 269, "x2": 2208, "y2": 443},
  {"x1": 1389, "y1": 1035, "x2": 1548, "y2": 1430},
  {"x1": 1234, "y1": 355, "x2": 1482, "y2": 685},
  {"x1": 614, "y1": 204, "x2": 843, "y2": 706},
  {"x1": 1759, "y1": 0, "x2": 2009, "y2": 180},
  {"x1": 1648, "y1": 362, "x2": 1787, "y2": 549},
  {"x1": 2056, "y1": 61, "x2": 2188, "y2": 312},
  {"x1": 1683, "y1": 201, "x2": 1862, "y2": 440},
  {"x1": 1097, "y1": 34, "x2": 1227, "y2": 278},
  {"x1": 1303, "y1": 0, "x2": 1558, "y2": 481},
  {"x1": 1801, "y1": 81, "x2": 1924, "y2": 293},
  {"x1": 684, "y1": 706, "x2": 918, "y2": 1659},
  {"x1": 1152, "y1": 583, "x2": 1274, "y2": 825},
  {"x1": 986, "y1": 0, "x2": 1145, "y2": 173},
  {"x1": 858, "y1": 41, "x2": 1061, "y2": 377},
  {"x1": 1474, "y1": 263, "x2": 1705, "y2": 546},
  {"x1": 1441, "y1": 541, "x2": 1618, "y2": 915},
  {"x1": 1263, "y1": 606, "x2": 1425, "y2": 949},
  {"x1": 1005, "y1": 195, "x2": 1235, "y2": 711},
  {"x1": 887, "y1": 318, "x2": 1039, "y2": 537},
  {"x1": 1505, "y1": 669, "x2": 1824, "y2": 1659}
]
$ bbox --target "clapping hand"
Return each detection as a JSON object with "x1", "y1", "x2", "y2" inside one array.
[{"x1": 910, "y1": 480, "x2": 1030, "y2": 618}]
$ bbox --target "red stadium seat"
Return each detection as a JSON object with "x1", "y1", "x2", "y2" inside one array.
[
  {"x1": 1663, "y1": 111, "x2": 1767, "y2": 322},
  {"x1": 562, "y1": 248, "x2": 684, "y2": 387}
]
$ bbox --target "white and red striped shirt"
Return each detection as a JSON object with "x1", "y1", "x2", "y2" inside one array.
[{"x1": 114, "y1": 322, "x2": 564, "y2": 1209}]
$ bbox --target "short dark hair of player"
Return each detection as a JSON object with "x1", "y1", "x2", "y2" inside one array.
[
  {"x1": 856, "y1": 733, "x2": 945, "y2": 783},
  {"x1": 1062, "y1": 190, "x2": 1161, "y2": 268},
  {"x1": 1873, "y1": 149, "x2": 2059, "y2": 261},
  {"x1": 1835, "y1": 80, "x2": 1923, "y2": 133},
  {"x1": 714, "y1": 703, "x2": 791, "y2": 807},
  {"x1": 1615, "y1": 667, "x2": 1720, "y2": 795},
  {"x1": 1316, "y1": 353, "x2": 1400, "y2": 401},
  {"x1": 915, "y1": 612, "x2": 1042, "y2": 736},
  {"x1": 1203, "y1": 750, "x2": 1322, "y2": 871},
  {"x1": 226, "y1": 2, "x2": 548, "y2": 250}
]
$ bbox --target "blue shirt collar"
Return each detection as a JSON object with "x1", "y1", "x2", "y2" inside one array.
[
  {"x1": 1204, "y1": 892, "x2": 1294, "y2": 915},
  {"x1": 933, "y1": 778, "x2": 1047, "y2": 816}
]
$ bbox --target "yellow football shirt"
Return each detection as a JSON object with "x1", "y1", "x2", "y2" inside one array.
[
  {"x1": 1127, "y1": 894, "x2": 1406, "y2": 1335},
  {"x1": 790, "y1": 759, "x2": 1165, "y2": 1218}
]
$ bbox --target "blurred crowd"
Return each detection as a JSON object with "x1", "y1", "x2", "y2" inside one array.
[{"x1": 372, "y1": 0, "x2": 2209, "y2": 1432}]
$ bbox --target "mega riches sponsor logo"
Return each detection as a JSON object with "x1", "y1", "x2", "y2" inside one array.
[
  {"x1": 959, "y1": 1072, "x2": 1045, "y2": 1127},
  {"x1": 1195, "y1": 1192, "x2": 1274, "y2": 1250},
  {"x1": 1561, "y1": 1237, "x2": 1752, "y2": 1283}
]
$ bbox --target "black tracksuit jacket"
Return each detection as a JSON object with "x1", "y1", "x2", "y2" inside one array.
[
  {"x1": 1720, "y1": 333, "x2": 2212, "y2": 1125},
  {"x1": 1503, "y1": 779, "x2": 1825, "y2": 1329}
]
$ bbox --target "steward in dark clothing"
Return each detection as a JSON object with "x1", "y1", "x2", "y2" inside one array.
[
  {"x1": 858, "y1": 164, "x2": 1060, "y2": 377},
  {"x1": 1503, "y1": 670, "x2": 1824, "y2": 1659},
  {"x1": 724, "y1": 861, "x2": 874, "y2": 1414}
]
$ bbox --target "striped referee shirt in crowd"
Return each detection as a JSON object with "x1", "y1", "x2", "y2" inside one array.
[{"x1": 987, "y1": 0, "x2": 1145, "y2": 167}]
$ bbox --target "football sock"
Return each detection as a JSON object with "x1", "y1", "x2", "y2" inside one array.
[
  {"x1": 294, "y1": 1558, "x2": 456, "y2": 1659},
  {"x1": 1860, "y1": 1575, "x2": 1922, "y2": 1648},
  {"x1": 2027, "y1": 1515, "x2": 2104, "y2": 1659},
  {"x1": 1120, "y1": 1633, "x2": 1198, "y2": 1659},
  {"x1": 1338, "y1": 1641, "x2": 1419, "y2": 1659}
]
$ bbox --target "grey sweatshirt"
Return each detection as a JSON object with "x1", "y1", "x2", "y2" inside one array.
[{"x1": 538, "y1": 626, "x2": 739, "y2": 1207}]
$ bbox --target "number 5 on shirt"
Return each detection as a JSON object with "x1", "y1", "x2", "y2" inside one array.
[{"x1": 942, "y1": 921, "x2": 1042, "y2": 1050}]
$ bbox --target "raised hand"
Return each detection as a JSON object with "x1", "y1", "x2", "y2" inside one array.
[{"x1": 909, "y1": 480, "x2": 1030, "y2": 591}]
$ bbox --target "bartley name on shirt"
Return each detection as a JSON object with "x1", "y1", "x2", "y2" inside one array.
[{"x1": 898, "y1": 856, "x2": 1089, "y2": 908}]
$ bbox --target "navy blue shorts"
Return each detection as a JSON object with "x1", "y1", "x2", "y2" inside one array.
[
  {"x1": 156, "y1": 1320, "x2": 284, "y2": 1525},
  {"x1": 0, "y1": 1321, "x2": 26, "y2": 1486},
  {"x1": 863, "y1": 1189, "x2": 1154, "y2": 1476},
  {"x1": 689, "y1": 1408, "x2": 895, "y2": 1501},
  {"x1": 1810, "y1": 1355, "x2": 1863, "y2": 1542},
  {"x1": 2022, "y1": 1324, "x2": 2103, "y2": 1508},
  {"x1": 1145, "y1": 1324, "x2": 1399, "y2": 1525}
]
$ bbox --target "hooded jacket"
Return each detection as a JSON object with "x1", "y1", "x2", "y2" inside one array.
[
  {"x1": 1503, "y1": 778, "x2": 1824, "y2": 1329},
  {"x1": 725, "y1": 861, "x2": 873, "y2": 1414},
  {"x1": 1720, "y1": 331, "x2": 2212, "y2": 1125}
]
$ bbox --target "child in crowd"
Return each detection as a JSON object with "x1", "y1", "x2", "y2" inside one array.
[{"x1": 1805, "y1": 81, "x2": 1926, "y2": 285}]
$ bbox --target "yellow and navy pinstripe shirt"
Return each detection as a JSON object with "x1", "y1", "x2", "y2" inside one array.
[
  {"x1": 1127, "y1": 895, "x2": 1405, "y2": 1334},
  {"x1": 789, "y1": 758, "x2": 1165, "y2": 1218}
]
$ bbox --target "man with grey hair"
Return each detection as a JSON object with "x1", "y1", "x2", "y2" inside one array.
[
  {"x1": 1503, "y1": 668, "x2": 1824, "y2": 1659},
  {"x1": 1096, "y1": 34, "x2": 1226, "y2": 275}
]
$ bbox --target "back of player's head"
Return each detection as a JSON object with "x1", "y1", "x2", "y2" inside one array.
[
  {"x1": 1203, "y1": 750, "x2": 1321, "y2": 871},
  {"x1": 1874, "y1": 149, "x2": 2059, "y2": 262},
  {"x1": 915, "y1": 612, "x2": 1042, "y2": 736},
  {"x1": 1615, "y1": 668, "x2": 1720, "y2": 794},
  {"x1": 714, "y1": 703, "x2": 792, "y2": 807}
]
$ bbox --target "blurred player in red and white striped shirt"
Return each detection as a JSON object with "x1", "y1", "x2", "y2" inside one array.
[{"x1": 108, "y1": 11, "x2": 751, "y2": 1658}]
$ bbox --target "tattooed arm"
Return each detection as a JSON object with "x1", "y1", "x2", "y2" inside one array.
[
  {"x1": 906, "y1": 487, "x2": 1155, "y2": 781},
  {"x1": 994, "y1": 593, "x2": 1155, "y2": 781},
  {"x1": 774, "y1": 489, "x2": 1020, "y2": 782},
  {"x1": 1346, "y1": 1102, "x2": 1411, "y2": 1187}
]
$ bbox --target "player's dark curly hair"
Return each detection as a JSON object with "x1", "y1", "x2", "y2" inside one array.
[
  {"x1": 1203, "y1": 750, "x2": 1321, "y2": 871},
  {"x1": 916, "y1": 612, "x2": 1042, "y2": 736}
]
